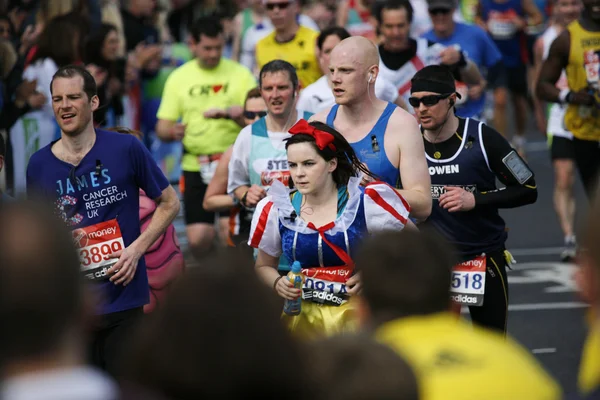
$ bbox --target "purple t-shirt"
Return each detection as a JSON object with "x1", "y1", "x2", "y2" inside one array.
[{"x1": 27, "y1": 129, "x2": 170, "y2": 315}]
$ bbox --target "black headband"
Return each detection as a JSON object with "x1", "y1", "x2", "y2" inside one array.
[{"x1": 410, "y1": 79, "x2": 462, "y2": 99}]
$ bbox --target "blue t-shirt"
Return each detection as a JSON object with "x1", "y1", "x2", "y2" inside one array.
[
  {"x1": 423, "y1": 23, "x2": 503, "y2": 118},
  {"x1": 26, "y1": 130, "x2": 170, "y2": 315}
]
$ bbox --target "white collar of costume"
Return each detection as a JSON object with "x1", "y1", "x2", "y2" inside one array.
[{"x1": 269, "y1": 175, "x2": 363, "y2": 235}]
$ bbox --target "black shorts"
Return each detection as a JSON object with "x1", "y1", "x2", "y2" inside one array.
[
  {"x1": 182, "y1": 170, "x2": 215, "y2": 225},
  {"x1": 550, "y1": 136, "x2": 576, "y2": 160},
  {"x1": 487, "y1": 63, "x2": 528, "y2": 95},
  {"x1": 572, "y1": 137, "x2": 600, "y2": 198},
  {"x1": 90, "y1": 307, "x2": 144, "y2": 376},
  {"x1": 468, "y1": 249, "x2": 509, "y2": 334}
]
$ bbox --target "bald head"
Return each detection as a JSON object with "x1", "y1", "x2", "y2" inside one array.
[
  {"x1": 331, "y1": 36, "x2": 380, "y2": 70},
  {"x1": 0, "y1": 201, "x2": 84, "y2": 363}
]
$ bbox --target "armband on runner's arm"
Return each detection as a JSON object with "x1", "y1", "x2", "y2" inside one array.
[{"x1": 474, "y1": 126, "x2": 538, "y2": 209}]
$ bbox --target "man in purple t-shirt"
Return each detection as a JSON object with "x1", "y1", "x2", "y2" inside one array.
[{"x1": 26, "y1": 65, "x2": 180, "y2": 375}]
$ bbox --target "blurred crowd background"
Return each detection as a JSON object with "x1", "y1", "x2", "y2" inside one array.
[{"x1": 0, "y1": 0, "x2": 548, "y2": 195}]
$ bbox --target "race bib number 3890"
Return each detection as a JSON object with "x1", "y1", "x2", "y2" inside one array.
[
  {"x1": 449, "y1": 255, "x2": 486, "y2": 306},
  {"x1": 72, "y1": 219, "x2": 125, "y2": 281}
]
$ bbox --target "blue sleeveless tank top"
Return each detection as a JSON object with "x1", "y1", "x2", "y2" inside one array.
[{"x1": 326, "y1": 102, "x2": 400, "y2": 187}]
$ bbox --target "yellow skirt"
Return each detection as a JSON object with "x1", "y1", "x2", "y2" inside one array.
[{"x1": 282, "y1": 299, "x2": 358, "y2": 340}]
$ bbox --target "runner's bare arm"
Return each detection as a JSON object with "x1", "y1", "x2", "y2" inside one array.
[
  {"x1": 393, "y1": 112, "x2": 432, "y2": 220},
  {"x1": 536, "y1": 30, "x2": 570, "y2": 103},
  {"x1": 335, "y1": 0, "x2": 350, "y2": 28},
  {"x1": 532, "y1": 37, "x2": 545, "y2": 95},
  {"x1": 203, "y1": 146, "x2": 235, "y2": 212},
  {"x1": 156, "y1": 119, "x2": 185, "y2": 142},
  {"x1": 459, "y1": 60, "x2": 484, "y2": 86},
  {"x1": 394, "y1": 95, "x2": 409, "y2": 111},
  {"x1": 531, "y1": 36, "x2": 547, "y2": 132},
  {"x1": 231, "y1": 12, "x2": 244, "y2": 62},
  {"x1": 256, "y1": 250, "x2": 280, "y2": 286},
  {"x1": 256, "y1": 250, "x2": 300, "y2": 300}
]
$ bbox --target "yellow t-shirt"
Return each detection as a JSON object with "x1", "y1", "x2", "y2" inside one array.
[
  {"x1": 157, "y1": 58, "x2": 257, "y2": 172},
  {"x1": 255, "y1": 26, "x2": 321, "y2": 89},
  {"x1": 376, "y1": 313, "x2": 561, "y2": 400},
  {"x1": 579, "y1": 318, "x2": 600, "y2": 395},
  {"x1": 564, "y1": 20, "x2": 600, "y2": 141}
]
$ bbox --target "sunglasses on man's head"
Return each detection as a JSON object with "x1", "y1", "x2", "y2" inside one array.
[
  {"x1": 408, "y1": 93, "x2": 452, "y2": 108},
  {"x1": 244, "y1": 111, "x2": 267, "y2": 119},
  {"x1": 265, "y1": 2, "x2": 291, "y2": 10},
  {"x1": 429, "y1": 8, "x2": 451, "y2": 15}
]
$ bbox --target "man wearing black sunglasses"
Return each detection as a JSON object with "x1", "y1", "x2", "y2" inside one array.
[{"x1": 413, "y1": 65, "x2": 537, "y2": 334}]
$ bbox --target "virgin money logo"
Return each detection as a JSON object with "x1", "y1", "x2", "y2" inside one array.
[{"x1": 72, "y1": 229, "x2": 88, "y2": 248}]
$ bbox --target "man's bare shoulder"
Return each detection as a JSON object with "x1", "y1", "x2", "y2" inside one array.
[
  {"x1": 388, "y1": 107, "x2": 420, "y2": 134},
  {"x1": 308, "y1": 108, "x2": 331, "y2": 123}
]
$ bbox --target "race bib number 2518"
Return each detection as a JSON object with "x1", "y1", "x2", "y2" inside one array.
[
  {"x1": 72, "y1": 219, "x2": 125, "y2": 282},
  {"x1": 449, "y1": 255, "x2": 486, "y2": 306}
]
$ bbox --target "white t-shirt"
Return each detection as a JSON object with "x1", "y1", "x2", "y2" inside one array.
[
  {"x1": 227, "y1": 111, "x2": 307, "y2": 194},
  {"x1": 297, "y1": 75, "x2": 400, "y2": 114},
  {"x1": 240, "y1": 15, "x2": 320, "y2": 72},
  {"x1": 23, "y1": 58, "x2": 58, "y2": 118},
  {"x1": 0, "y1": 367, "x2": 117, "y2": 400}
]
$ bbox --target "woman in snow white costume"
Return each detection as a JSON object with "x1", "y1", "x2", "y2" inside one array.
[{"x1": 248, "y1": 119, "x2": 416, "y2": 338}]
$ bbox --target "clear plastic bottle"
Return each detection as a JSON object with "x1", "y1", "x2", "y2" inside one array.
[{"x1": 283, "y1": 261, "x2": 305, "y2": 316}]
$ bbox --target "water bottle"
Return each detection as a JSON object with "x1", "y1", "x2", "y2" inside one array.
[{"x1": 283, "y1": 261, "x2": 305, "y2": 316}]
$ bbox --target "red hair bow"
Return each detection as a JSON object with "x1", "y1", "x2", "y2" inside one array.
[{"x1": 288, "y1": 119, "x2": 336, "y2": 151}]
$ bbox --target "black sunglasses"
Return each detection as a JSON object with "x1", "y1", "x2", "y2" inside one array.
[
  {"x1": 429, "y1": 8, "x2": 452, "y2": 15},
  {"x1": 266, "y1": 2, "x2": 291, "y2": 10},
  {"x1": 244, "y1": 110, "x2": 267, "y2": 119},
  {"x1": 408, "y1": 93, "x2": 452, "y2": 108}
]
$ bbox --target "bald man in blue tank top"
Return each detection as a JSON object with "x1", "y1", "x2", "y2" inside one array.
[{"x1": 310, "y1": 36, "x2": 432, "y2": 220}]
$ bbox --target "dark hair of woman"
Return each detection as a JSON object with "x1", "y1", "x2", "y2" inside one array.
[
  {"x1": 285, "y1": 121, "x2": 379, "y2": 188},
  {"x1": 84, "y1": 23, "x2": 117, "y2": 68},
  {"x1": 30, "y1": 14, "x2": 81, "y2": 66}
]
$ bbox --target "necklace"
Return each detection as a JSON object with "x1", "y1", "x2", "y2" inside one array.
[{"x1": 423, "y1": 129, "x2": 444, "y2": 161}]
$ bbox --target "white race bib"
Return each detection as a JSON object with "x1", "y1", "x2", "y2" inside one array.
[
  {"x1": 449, "y1": 255, "x2": 486, "y2": 306},
  {"x1": 301, "y1": 266, "x2": 351, "y2": 306},
  {"x1": 199, "y1": 154, "x2": 222, "y2": 185},
  {"x1": 72, "y1": 219, "x2": 125, "y2": 281}
]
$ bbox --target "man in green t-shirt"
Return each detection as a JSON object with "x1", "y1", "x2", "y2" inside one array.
[{"x1": 156, "y1": 17, "x2": 256, "y2": 259}]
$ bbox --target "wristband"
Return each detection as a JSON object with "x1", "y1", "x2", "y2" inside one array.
[
  {"x1": 240, "y1": 190, "x2": 249, "y2": 208},
  {"x1": 558, "y1": 89, "x2": 571, "y2": 104},
  {"x1": 273, "y1": 276, "x2": 283, "y2": 291}
]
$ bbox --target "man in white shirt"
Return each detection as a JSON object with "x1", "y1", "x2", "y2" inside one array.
[
  {"x1": 228, "y1": 60, "x2": 311, "y2": 271},
  {"x1": 0, "y1": 202, "x2": 118, "y2": 399},
  {"x1": 298, "y1": 26, "x2": 408, "y2": 113},
  {"x1": 240, "y1": 13, "x2": 320, "y2": 72}
]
